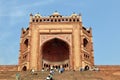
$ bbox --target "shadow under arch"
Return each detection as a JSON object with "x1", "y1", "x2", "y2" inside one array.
[
  {"x1": 41, "y1": 38, "x2": 70, "y2": 62},
  {"x1": 84, "y1": 65, "x2": 89, "y2": 71},
  {"x1": 83, "y1": 38, "x2": 89, "y2": 47},
  {"x1": 22, "y1": 66, "x2": 27, "y2": 71}
]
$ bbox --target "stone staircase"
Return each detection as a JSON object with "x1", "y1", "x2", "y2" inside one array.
[
  {"x1": 0, "y1": 70, "x2": 120, "y2": 80},
  {"x1": 0, "y1": 71, "x2": 17, "y2": 80}
]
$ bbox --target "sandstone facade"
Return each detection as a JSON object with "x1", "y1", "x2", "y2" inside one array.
[{"x1": 18, "y1": 12, "x2": 94, "y2": 71}]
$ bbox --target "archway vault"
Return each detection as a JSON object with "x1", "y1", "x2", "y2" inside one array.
[{"x1": 42, "y1": 38, "x2": 70, "y2": 62}]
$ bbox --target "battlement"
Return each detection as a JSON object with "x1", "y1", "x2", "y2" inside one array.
[
  {"x1": 96, "y1": 65, "x2": 120, "y2": 71},
  {"x1": 30, "y1": 12, "x2": 82, "y2": 23}
]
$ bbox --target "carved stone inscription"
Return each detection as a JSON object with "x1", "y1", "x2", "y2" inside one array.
[{"x1": 40, "y1": 34, "x2": 72, "y2": 46}]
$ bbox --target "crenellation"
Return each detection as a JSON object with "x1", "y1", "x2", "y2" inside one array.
[
  {"x1": 32, "y1": 17, "x2": 81, "y2": 23},
  {"x1": 30, "y1": 12, "x2": 81, "y2": 23}
]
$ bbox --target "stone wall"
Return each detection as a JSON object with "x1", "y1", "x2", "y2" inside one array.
[
  {"x1": 0, "y1": 65, "x2": 18, "y2": 71},
  {"x1": 96, "y1": 65, "x2": 120, "y2": 71}
]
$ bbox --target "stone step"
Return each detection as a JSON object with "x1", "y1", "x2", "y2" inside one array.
[{"x1": 0, "y1": 71, "x2": 120, "y2": 80}]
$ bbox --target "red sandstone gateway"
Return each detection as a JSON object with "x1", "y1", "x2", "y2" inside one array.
[{"x1": 18, "y1": 12, "x2": 94, "y2": 71}]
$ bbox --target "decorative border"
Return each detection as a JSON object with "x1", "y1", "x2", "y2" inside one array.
[{"x1": 40, "y1": 34, "x2": 72, "y2": 46}]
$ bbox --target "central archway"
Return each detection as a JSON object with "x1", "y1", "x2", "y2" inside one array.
[{"x1": 42, "y1": 38, "x2": 70, "y2": 69}]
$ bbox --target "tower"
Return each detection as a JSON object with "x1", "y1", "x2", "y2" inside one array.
[{"x1": 18, "y1": 12, "x2": 94, "y2": 71}]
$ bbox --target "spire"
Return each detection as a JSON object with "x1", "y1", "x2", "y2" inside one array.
[
  {"x1": 79, "y1": 13, "x2": 82, "y2": 16},
  {"x1": 30, "y1": 13, "x2": 33, "y2": 16}
]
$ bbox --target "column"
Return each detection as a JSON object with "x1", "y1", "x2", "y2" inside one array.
[
  {"x1": 30, "y1": 26, "x2": 39, "y2": 70},
  {"x1": 73, "y1": 25, "x2": 82, "y2": 70}
]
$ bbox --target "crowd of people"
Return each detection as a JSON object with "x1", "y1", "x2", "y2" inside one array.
[
  {"x1": 80, "y1": 66, "x2": 99, "y2": 72},
  {"x1": 15, "y1": 66, "x2": 99, "y2": 80},
  {"x1": 42, "y1": 66, "x2": 65, "y2": 80},
  {"x1": 27, "y1": 66, "x2": 65, "y2": 80}
]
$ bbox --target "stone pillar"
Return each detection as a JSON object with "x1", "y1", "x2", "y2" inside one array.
[
  {"x1": 73, "y1": 25, "x2": 81, "y2": 70},
  {"x1": 38, "y1": 46, "x2": 42, "y2": 70},
  {"x1": 69, "y1": 46, "x2": 73, "y2": 70},
  {"x1": 30, "y1": 26, "x2": 39, "y2": 70}
]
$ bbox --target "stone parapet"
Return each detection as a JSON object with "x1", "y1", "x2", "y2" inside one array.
[
  {"x1": 0, "y1": 65, "x2": 18, "y2": 71},
  {"x1": 96, "y1": 65, "x2": 120, "y2": 71}
]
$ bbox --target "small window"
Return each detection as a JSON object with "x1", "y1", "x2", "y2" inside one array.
[
  {"x1": 51, "y1": 19, "x2": 53, "y2": 22},
  {"x1": 22, "y1": 66, "x2": 27, "y2": 71},
  {"x1": 40, "y1": 19, "x2": 42, "y2": 22},
  {"x1": 83, "y1": 38, "x2": 88, "y2": 47},
  {"x1": 66, "y1": 64, "x2": 68, "y2": 67},
  {"x1": 32, "y1": 19, "x2": 35, "y2": 22},
  {"x1": 55, "y1": 19, "x2": 57, "y2": 22},
  {"x1": 58, "y1": 19, "x2": 61, "y2": 22},
  {"x1": 23, "y1": 31, "x2": 25, "y2": 34},
  {"x1": 66, "y1": 19, "x2": 68, "y2": 21},
  {"x1": 88, "y1": 56, "x2": 89, "y2": 59},
  {"x1": 24, "y1": 39, "x2": 29, "y2": 49},
  {"x1": 44, "y1": 19, "x2": 46, "y2": 21},
  {"x1": 84, "y1": 54, "x2": 86, "y2": 57},
  {"x1": 36, "y1": 19, "x2": 38, "y2": 22},
  {"x1": 47, "y1": 19, "x2": 49, "y2": 21},
  {"x1": 73, "y1": 19, "x2": 75, "y2": 22}
]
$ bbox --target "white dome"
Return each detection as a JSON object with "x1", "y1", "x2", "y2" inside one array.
[
  {"x1": 52, "y1": 11, "x2": 60, "y2": 15},
  {"x1": 71, "y1": 13, "x2": 77, "y2": 17},
  {"x1": 35, "y1": 13, "x2": 41, "y2": 17}
]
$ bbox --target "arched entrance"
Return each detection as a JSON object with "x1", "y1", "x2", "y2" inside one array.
[
  {"x1": 22, "y1": 66, "x2": 27, "y2": 71},
  {"x1": 42, "y1": 38, "x2": 70, "y2": 70},
  {"x1": 84, "y1": 65, "x2": 89, "y2": 71}
]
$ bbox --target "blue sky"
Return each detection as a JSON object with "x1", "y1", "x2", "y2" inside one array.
[{"x1": 0, "y1": 0, "x2": 120, "y2": 65}]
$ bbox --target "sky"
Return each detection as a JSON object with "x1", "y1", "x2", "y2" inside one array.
[{"x1": 0, "y1": 0, "x2": 120, "y2": 65}]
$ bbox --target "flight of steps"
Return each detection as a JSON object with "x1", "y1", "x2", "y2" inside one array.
[
  {"x1": 0, "y1": 71, "x2": 17, "y2": 80},
  {"x1": 0, "y1": 70, "x2": 120, "y2": 80}
]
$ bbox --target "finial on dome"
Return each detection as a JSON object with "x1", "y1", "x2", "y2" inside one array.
[
  {"x1": 30, "y1": 13, "x2": 33, "y2": 16},
  {"x1": 79, "y1": 13, "x2": 82, "y2": 16},
  {"x1": 73, "y1": 12, "x2": 75, "y2": 14},
  {"x1": 55, "y1": 10, "x2": 58, "y2": 12}
]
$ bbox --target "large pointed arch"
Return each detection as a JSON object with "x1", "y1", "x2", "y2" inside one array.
[{"x1": 41, "y1": 38, "x2": 70, "y2": 62}]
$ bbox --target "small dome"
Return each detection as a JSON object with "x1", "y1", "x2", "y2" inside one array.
[
  {"x1": 71, "y1": 13, "x2": 78, "y2": 17},
  {"x1": 52, "y1": 11, "x2": 60, "y2": 15},
  {"x1": 35, "y1": 13, "x2": 41, "y2": 17}
]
